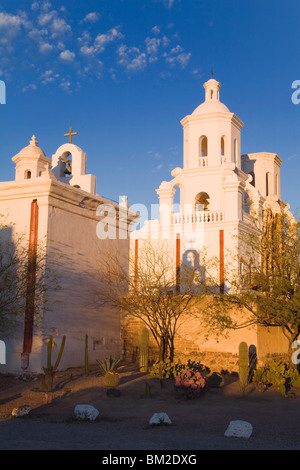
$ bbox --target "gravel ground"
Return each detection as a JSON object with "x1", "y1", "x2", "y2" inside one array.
[{"x1": 0, "y1": 365, "x2": 299, "y2": 451}]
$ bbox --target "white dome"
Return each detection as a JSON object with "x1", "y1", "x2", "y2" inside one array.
[
  {"x1": 191, "y1": 78, "x2": 230, "y2": 116},
  {"x1": 192, "y1": 100, "x2": 230, "y2": 116}
]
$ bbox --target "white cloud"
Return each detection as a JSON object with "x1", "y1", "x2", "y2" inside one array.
[
  {"x1": 38, "y1": 10, "x2": 56, "y2": 26},
  {"x1": 79, "y1": 27, "x2": 123, "y2": 57},
  {"x1": 0, "y1": 12, "x2": 26, "y2": 32},
  {"x1": 39, "y1": 42, "x2": 53, "y2": 53},
  {"x1": 151, "y1": 25, "x2": 160, "y2": 35},
  {"x1": 50, "y1": 17, "x2": 71, "y2": 37},
  {"x1": 80, "y1": 45, "x2": 97, "y2": 56},
  {"x1": 22, "y1": 83, "x2": 37, "y2": 92},
  {"x1": 59, "y1": 49, "x2": 75, "y2": 61},
  {"x1": 40, "y1": 69, "x2": 60, "y2": 84},
  {"x1": 145, "y1": 37, "x2": 160, "y2": 62},
  {"x1": 94, "y1": 27, "x2": 124, "y2": 53},
  {"x1": 28, "y1": 27, "x2": 48, "y2": 41},
  {"x1": 164, "y1": 45, "x2": 191, "y2": 68},
  {"x1": 60, "y1": 78, "x2": 72, "y2": 92},
  {"x1": 83, "y1": 12, "x2": 100, "y2": 23},
  {"x1": 118, "y1": 45, "x2": 147, "y2": 73}
]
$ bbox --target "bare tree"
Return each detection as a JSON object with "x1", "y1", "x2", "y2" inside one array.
[
  {"x1": 204, "y1": 204, "x2": 300, "y2": 366},
  {"x1": 0, "y1": 222, "x2": 57, "y2": 337},
  {"x1": 96, "y1": 239, "x2": 214, "y2": 362}
]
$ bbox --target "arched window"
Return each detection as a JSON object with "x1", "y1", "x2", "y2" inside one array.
[
  {"x1": 221, "y1": 136, "x2": 226, "y2": 156},
  {"x1": 275, "y1": 174, "x2": 279, "y2": 196},
  {"x1": 266, "y1": 172, "x2": 270, "y2": 196},
  {"x1": 24, "y1": 170, "x2": 31, "y2": 179},
  {"x1": 61, "y1": 151, "x2": 72, "y2": 177},
  {"x1": 249, "y1": 171, "x2": 255, "y2": 187},
  {"x1": 195, "y1": 192, "x2": 210, "y2": 212},
  {"x1": 234, "y1": 139, "x2": 238, "y2": 164},
  {"x1": 199, "y1": 136, "x2": 208, "y2": 158}
]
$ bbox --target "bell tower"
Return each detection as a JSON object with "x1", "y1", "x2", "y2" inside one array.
[
  {"x1": 51, "y1": 128, "x2": 97, "y2": 195},
  {"x1": 181, "y1": 78, "x2": 244, "y2": 171}
]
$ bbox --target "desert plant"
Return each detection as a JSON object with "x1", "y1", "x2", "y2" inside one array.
[
  {"x1": 145, "y1": 381, "x2": 153, "y2": 398},
  {"x1": 39, "y1": 335, "x2": 66, "y2": 403},
  {"x1": 174, "y1": 369, "x2": 207, "y2": 399},
  {"x1": 97, "y1": 356, "x2": 120, "y2": 374},
  {"x1": 84, "y1": 334, "x2": 89, "y2": 374},
  {"x1": 149, "y1": 359, "x2": 185, "y2": 380},
  {"x1": 238, "y1": 342, "x2": 249, "y2": 395},
  {"x1": 253, "y1": 361, "x2": 300, "y2": 396},
  {"x1": 97, "y1": 355, "x2": 121, "y2": 388},
  {"x1": 139, "y1": 327, "x2": 149, "y2": 373}
]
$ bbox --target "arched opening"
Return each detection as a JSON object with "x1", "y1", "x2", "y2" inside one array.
[
  {"x1": 275, "y1": 174, "x2": 279, "y2": 196},
  {"x1": 24, "y1": 170, "x2": 31, "y2": 180},
  {"x1": 249, "y1": 171, "x2": 255, "y2": 187},
  {"x1": 243, "y1": 190, "x2": 251, "y2": 214},
  {"x1": 199, "y1": 136, "x2": 208, "y2": 158},
  {"x1": 266, "y1": 172, "x2": 270, "y2": 196},
  {"x1": 221, "y1": 136, "x2": 226, "y2": 156},
  {"x1": 61, "y1": 151, "x2": 72, "y2": 177},
  {"x1": 234, "y1": 139, "x2": 238, "y2": 164},
  {"x1": 195, "y1": 192, "x2": 210, "y2": 212}
]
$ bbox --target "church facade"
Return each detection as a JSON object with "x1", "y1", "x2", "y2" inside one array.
[
  {"x1": 0, "y1": 134, "x2": 134, "y2": 374},
  {"x1": 127, "y1": 78, "x2": 290, "y2": 367},
  {"x1": 0, "y1": 78, "x2": 292, "y2": 374}
]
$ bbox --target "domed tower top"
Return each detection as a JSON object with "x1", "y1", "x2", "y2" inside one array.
[
  {"x1": 12, "y1": 135, "x2": 52, "y2": 182},
  {"x1": 192, "y1": 78, "x2": 230, "y2": 116},
  {"x1": 181, "y1": 76, "x2": 243, "y2": 170}
]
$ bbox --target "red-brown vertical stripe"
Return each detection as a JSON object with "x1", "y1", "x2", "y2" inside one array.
[
  {"x1": 219, "y1": 229, "x2": 225, "y2": 294},
  {"x1": 21, "y1": 199, "x2": 39, "y2": 369},
  {"x1": 134, "y1": 239, "x2": 138, "y2": 291},
  {"x1": 176, "y1": 234, "x2": 181, "y2": 294}
]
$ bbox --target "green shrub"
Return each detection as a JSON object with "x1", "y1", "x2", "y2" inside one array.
[
  {"x1": 149, "y1": 359, "x2": 185, "y2": 379},
  {"x1": 253, "y1": 361, "x2": 300, "y2": 396}
]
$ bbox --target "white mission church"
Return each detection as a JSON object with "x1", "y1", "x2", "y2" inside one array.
[{"x1": 0, "y1": 77, "x2": 291, "y2": 374}]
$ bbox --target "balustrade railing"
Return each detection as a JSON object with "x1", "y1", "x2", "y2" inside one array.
[{"x1": 174, "y1": 211, "x2": 224, "y2": 225}]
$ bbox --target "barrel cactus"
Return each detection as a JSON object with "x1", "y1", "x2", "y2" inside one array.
[{"x1": 97, "y1": 356, "x2": 121, "y2": 388}]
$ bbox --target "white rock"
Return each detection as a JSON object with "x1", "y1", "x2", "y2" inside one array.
[
  {"x1": 12, "y1": 405, "x2": 31, "y2": 417},
  {"x1": 224, "y1": 420, "x2": 253, "y2": 439},
  {"x1": 74, "y1": 404, "x2": 99, "y2": 421},
  {"x1": 149, "y1": 412, "x2": 172, "y2": 426}
]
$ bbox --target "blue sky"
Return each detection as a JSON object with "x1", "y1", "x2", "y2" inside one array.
[{"x1": 0, "y1": 0, "x2": 299, "y2": 214}]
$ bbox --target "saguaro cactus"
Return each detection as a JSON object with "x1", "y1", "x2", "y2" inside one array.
[
  {"x1": 238, "y1": 341, "x2": 249, "y2": 395},
  {"x1": 85, "y1": 334, "x2": 89, "y2": 374},
  {"x1": 139, "y1": 327, "x2": 149, "y2": 373},
  {"x1": 39, "y1": 335, "x2": 66, "y2": 402}
]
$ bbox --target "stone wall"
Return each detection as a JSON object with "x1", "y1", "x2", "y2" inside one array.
[{"x1": 121, "y1": 301, "x2": 291, "y2": 373}]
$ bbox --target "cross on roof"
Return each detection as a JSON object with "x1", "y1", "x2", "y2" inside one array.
[{"x1": 64, "y1": 126, "x2": 78, "y2": 144}]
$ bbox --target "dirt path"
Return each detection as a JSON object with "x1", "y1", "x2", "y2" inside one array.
[{"x1": 0, "y1": 364, "x2": 299, "y2": 450}]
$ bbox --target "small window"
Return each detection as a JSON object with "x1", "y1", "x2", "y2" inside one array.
[
  {"x1": 221, "y1": 136, "x2": 226, "y2": 156},
  {"x1": 275, "y1": 174, "x2": 279, "y2": 196},
  {"x1": 234, "y1": 139, "x2": 238, "y2": 163},
  {"x1": 25, "y1": 170, "x2": 31, "y2": 179},
  {"x1": 195, "y1": 192, "x2": 210, "y2": 212},
  {"x1": 266, "y1": 172, "x2": 270, "y2": 196},
  {"x1": 199, "y1": 136, "x2": 208, "y2": 158}
]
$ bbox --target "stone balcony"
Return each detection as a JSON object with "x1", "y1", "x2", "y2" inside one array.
[{"x1": 174, "y1": 210, "x2": 224, "y2": 225}]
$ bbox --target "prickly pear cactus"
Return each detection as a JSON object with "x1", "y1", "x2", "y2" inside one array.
[{"x1": 139, "y1": 327, "x2": 149, "y2": 373}]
